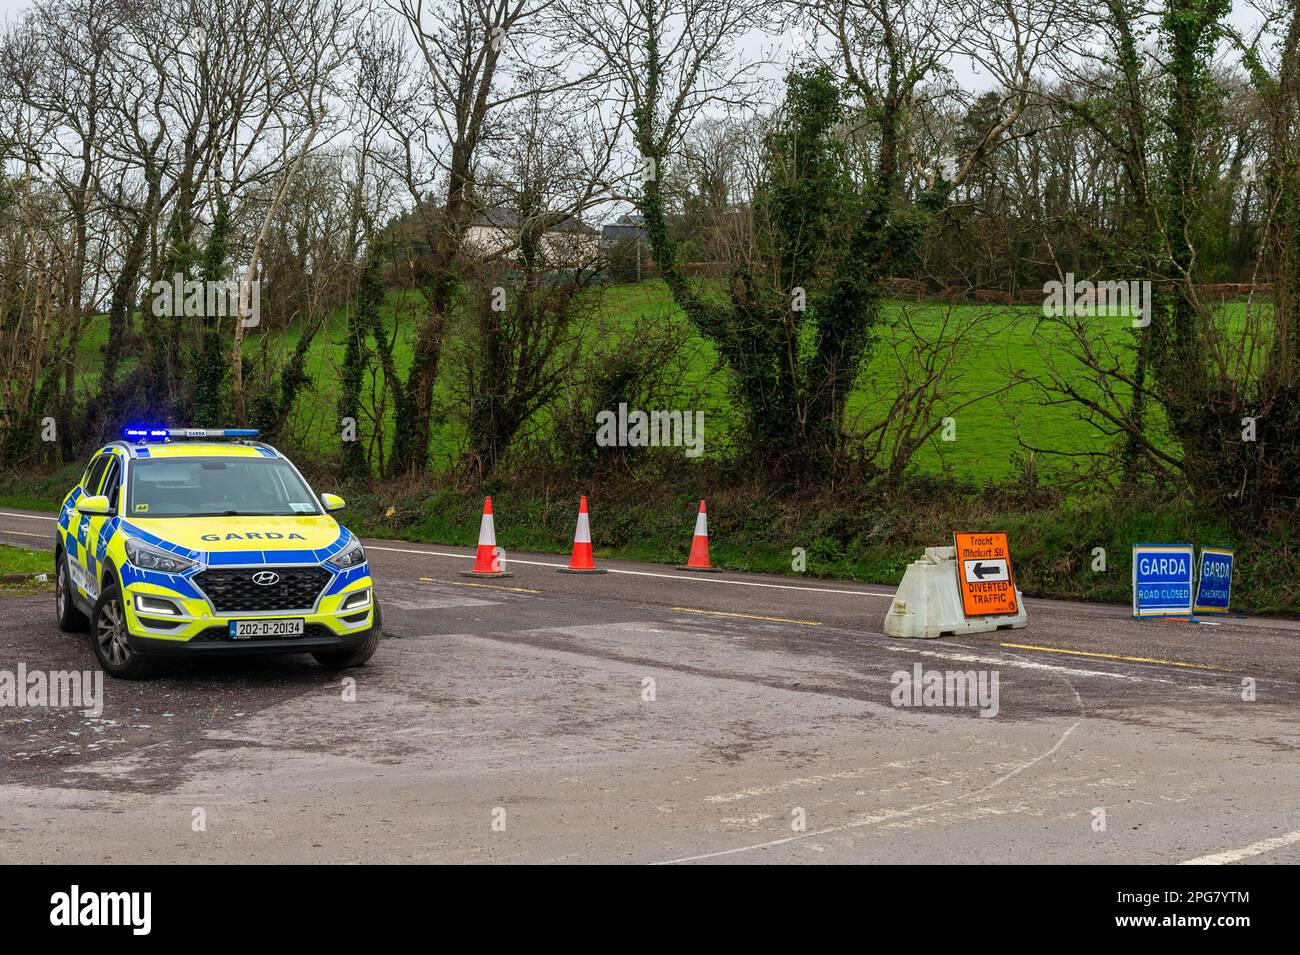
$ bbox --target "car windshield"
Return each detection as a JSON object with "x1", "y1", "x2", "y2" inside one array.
[{"x1": 126, "y1": 457, "x2": 321, "y2": 517}]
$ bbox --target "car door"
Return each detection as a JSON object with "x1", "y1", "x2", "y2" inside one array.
[
  {"x1": 69, "y1": 451, "x2": 113, "y2": 602},
  {"x1": 85, "y1": 453, "x2": 124, "y2": 591}
]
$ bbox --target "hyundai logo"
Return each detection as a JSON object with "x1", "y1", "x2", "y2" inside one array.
[{"x1": 251, "y1": 571, "x2": 280, "y2": 586}]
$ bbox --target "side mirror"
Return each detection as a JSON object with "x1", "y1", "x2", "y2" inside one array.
[
  {"x1": 77, "y1": 494, "x2": 114, "y2": 516},
  {"x1": 320, "y1": 493, "x2": 346, "y2": 513}
]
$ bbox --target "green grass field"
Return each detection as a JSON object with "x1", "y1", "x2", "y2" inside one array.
[
  {"x1": 60, "y1": 280, "x2": 1267, "y2": 481},
  {"x1": 249, "y1": 280, "x2": 1168, "y2": 480}
]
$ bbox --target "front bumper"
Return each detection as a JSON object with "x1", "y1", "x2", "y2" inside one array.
[
  {"x1": 119, "y1": 563, "x2": 375, "y2": 655},
  {"x1": 128, "y1": 621, "x2": 375, "y2": 656}
]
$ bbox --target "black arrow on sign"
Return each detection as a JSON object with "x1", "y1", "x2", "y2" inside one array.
[{"x1": 972, "y1": 562, "x2": 1001, "y2": 580}]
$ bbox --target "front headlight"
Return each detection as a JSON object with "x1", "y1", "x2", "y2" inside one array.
[
  {"x1": 341, "y1": 588, "x2": 371, "y2": 610},
  {"x1": 124, "y1": 537, "x2": 198, "y2": 574},
  {"x1": 134, "y1": 593, "x2": 182, "y2": 615},
  {"x1": 330, "y1": 538, "x2": 366, "y2": 569}
]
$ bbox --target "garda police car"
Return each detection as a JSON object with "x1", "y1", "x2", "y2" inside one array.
[{"x1": 54, "y1": 428, "x2": 379, "y2": 679}]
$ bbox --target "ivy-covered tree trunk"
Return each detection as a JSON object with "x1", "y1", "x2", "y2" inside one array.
[
  {"x1": 1139, "y1": 0, "x2": 1300, "y2": 523},
  {"x1": 192, "y1": 200, "x2": 231, "y2": 427},
  {"x1": 1148, "y1": 0, "x2": 1240, "y2": 501},
  {"x1": 339, "y1": 250, "x2": 381, "y2": 478},
  {"x1": 635, "y1": 57, "x2": 938, "y2": 472},
  {"x1": 97, "y1": 174, "x2": 160, "y2": 436},
  {"x1": 1151, "y1": 0, "x2": 1223, "y2": 428}
]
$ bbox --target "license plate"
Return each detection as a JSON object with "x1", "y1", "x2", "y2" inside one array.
[{"x1": 229, "y1": 618, "x2": 305, "y2": 639}]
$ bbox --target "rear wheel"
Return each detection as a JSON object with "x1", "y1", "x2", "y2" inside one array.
[
  {"x1": 54, "y1": 551, "x2": 89, "y2": 633},
  {"x1": 313, "y1": 603, "x2": 381, "y2": 671},
  {"x1": 91, "y1": 580, "x2": 150, "y2": 679}
]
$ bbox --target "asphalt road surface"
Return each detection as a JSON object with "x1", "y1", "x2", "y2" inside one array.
[{"x1": 1, "y1": 507, "x2": 1297, "y2": 864}]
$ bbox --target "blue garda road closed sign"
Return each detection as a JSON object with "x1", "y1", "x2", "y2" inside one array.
[
  {"x1": 1132, "y1": 544, "x2": 1194, "y2": 616},
  {"x1": 1194, "y1": 547, "x2": 1235, "y2": 614}
]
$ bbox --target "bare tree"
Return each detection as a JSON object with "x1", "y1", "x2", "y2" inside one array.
[
  {"x1": 229, "y1": 0, "x2": 360, "y2": 421},
  {"x1": 353, "y1": 0, "x2": 600, "y2": 474},
  {"x1": 454, "y1": 82, "x2": 617, "y2": 473}
]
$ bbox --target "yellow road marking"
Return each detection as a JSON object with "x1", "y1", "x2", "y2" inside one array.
[
  {"x1": 671, "y1": 607, "x2": 821, "y2": 626},
  {"x1": 1000, "y1": 642, "x2": 1236, "y2": 672},
  {"x1": 419, "y1": 576, "x2": 542, "y2": 595}
]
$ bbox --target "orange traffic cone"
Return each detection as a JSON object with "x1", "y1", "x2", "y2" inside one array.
[
  {"x1": 678, "y1": 500, "x2": 720, "y2": 572},
  {"x1": 558, "y1": 496, "x2": 606, "y2": 574},
  {"x1": 462, "y1": 496, "x2": 513, "y2": 578}
]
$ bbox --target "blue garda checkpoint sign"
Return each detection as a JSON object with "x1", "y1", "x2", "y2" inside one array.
[
  {"x1": 1132, "y1": 544, "x2": 1194, "y2": 617},
  {"x1": 1194, "y1": 547, "x2": 1235, "y2": 614}
]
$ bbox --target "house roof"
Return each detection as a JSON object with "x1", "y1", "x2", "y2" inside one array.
[
  {"x1": 469, "y1": 206, "x2": 521, "y2": 229},
  {"x1": 601, "y1": 223, "x2": 646, "y2": 240},
  {"x1": 469, "y1": 206, "x2": 597, "y2": 235},
  {"x1": 548, "y1": 217, "x2": 599, "y2": 235}
]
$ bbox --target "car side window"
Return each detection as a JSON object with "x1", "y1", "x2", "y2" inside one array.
[
  {"x1": 83, "y1": 453, "x2": 112, "y2": 495},
  {"x1": 100, "y1": 457, "x2": 122, "y2": 509}
]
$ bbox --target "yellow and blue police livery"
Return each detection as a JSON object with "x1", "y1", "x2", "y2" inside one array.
[{"x1": 54, "y1": 428, "x2": 380, "y2": 679}]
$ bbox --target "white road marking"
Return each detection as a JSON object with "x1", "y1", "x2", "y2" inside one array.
[
  {"x1": 706, "y1": 759, "x2": 917, "y2": 804},
  {"x1": 383, "y1": 593, "x2": 498, "y2": 610},
  {"x1": 0, "y1": 512, "x2": 56, "y2": 521},
  {"x1": 655, "y1": 722, "x2": 1081, "y2": 864},
  {"x1": 1179, "y1": 830, "x2": 1300, "y2": 865},
  {"x1": 890, "y1": 643, "x2": 1180, "y2": 684},
  {"x1": 366, "y1": 544, "x2": 894, "y2": 597}
]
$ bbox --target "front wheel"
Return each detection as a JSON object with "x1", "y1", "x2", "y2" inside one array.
[
  {"x1": 91, "y1": 580, "x2": 150, "y2": 679},
  {"x1": 312, "y1": 603, "x2": 381, "y2": 671},
  {"x1": 55, "y1": 551, "x2": 89, "y2": 633}
]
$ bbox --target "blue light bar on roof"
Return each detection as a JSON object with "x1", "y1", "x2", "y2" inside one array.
[{"x1": 122, "y1": 427, "x2": 260, "y2": 442}]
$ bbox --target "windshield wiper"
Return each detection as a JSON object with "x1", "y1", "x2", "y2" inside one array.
[{"x1": 184, "y1": 510, "x2": 296, "y2": 517}]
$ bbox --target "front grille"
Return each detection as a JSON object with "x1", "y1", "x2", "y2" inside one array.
[{"x1": 193, "y1": 566, "x2": 332, "y2": 614}]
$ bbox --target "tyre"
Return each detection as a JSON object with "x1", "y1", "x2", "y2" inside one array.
[
  {"x1": 312, "y1": 602, "x2": 381, "y2": 671},
  {"x1": 90, "y1": 579, "x2": 150, "y2": 679},
  {"x1": 54, "y1": 551, "x2": 89, "y2": 633}
]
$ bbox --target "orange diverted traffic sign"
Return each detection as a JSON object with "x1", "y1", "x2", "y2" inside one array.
[{"x1": 953, "y1": 532, "x2": 1017, "y2": 617}]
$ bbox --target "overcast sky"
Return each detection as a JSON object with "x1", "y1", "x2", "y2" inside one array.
[
  {"x1": 0, "y1": 0, "x2": 1269, "y2": 27},
  {"x1": 0, "y1": 0, "x2": 1272, "y2": 95},
  {"x1": 0, "y1": 0, "x2": 1271, "y2": 18}
]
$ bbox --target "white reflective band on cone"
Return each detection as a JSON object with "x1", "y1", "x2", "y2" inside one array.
[
  {"x1": 478, "y1": 513, "x2": 496, "y2": 545},
  {"x1": 694, "y1": 511, "x2": 708, "y2": 537},
  {"x1": 575, "y1": 512, "x2": 591, "y2": 543}
]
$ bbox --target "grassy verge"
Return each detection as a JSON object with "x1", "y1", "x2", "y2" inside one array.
[
  {"x1": 0, "y1": 543, "x2": 53, "y2": 595},
  {"x1": 332, "y1": 465, "x2": 1298, "y2": 616},
  {"x1": 6, "y1": 460, "x2": 1293, "y2": 615}
]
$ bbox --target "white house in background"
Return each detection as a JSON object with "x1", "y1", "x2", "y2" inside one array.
[
  {"x1": 600, "y1": 213, "x2": 649, "y2": 280},
  {"x1": 464, "y1": 206, "x2": 600, "y2": 266},
  {"x1": 599, "y1": 213, "x2": 647, "y2": 251}
]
